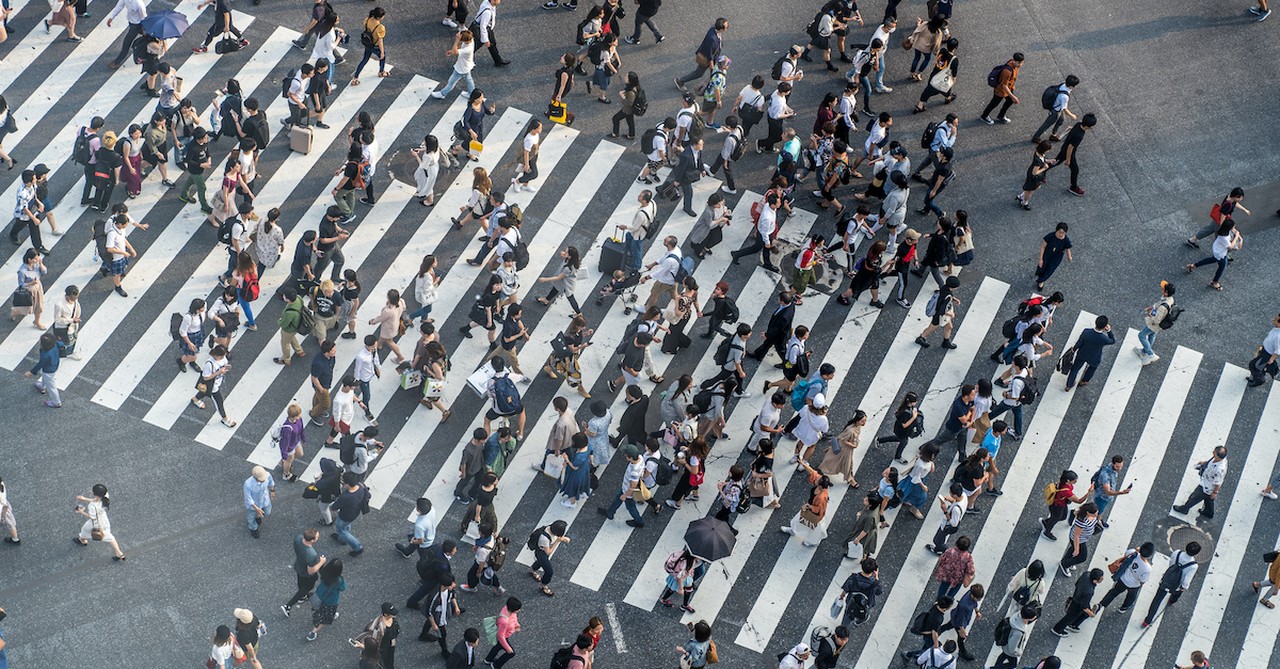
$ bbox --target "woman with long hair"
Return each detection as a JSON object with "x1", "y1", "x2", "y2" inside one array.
[
  {"x1": 73, "y1": 483, "x2": 125, "y2": 560},
  {"x1": 418, "y1": 340, "x2": 452, "y2": 421},
  {"x1": 451, "y1": 167, "x2": 491, "y2": 229},
  {"x1": 1186, "y1": 218, "x2": 1244, "y2": 291},
  {"x1": 536, "y1": 246, "x2": 582, "y2": 313},
  {"x1": 209, "y1": 625, "x2": 241, "y2": 669},
  {"x1": 876, "y1": 391, "x2": 921, "y2": 463},
  {"x1": 250, "y1": 208, "x2": 284, "y2": 278},
  {"x1": 209, "y1": 285, "x2": 241, "y2": 353},
  {"x1": 232, "y1": 251, "x2": 258, "y2": 332},
  {"x1": 367, "y1": 289, "x2": 407, "y2": 364},
  {"x1": 660, "y1": 277, "x2": 700, "y2": 355},
  {"x1": 544, "y1": 314, "x2": 592, "y2": 398},
  {"x1": 897, "y1": 443, "x2": 938, "y2": 519},
  {"x1": 0, "y1": 95, "x2": 12, "y2": 169},
  {"x1": 664, "y1": 437, "x2": 709, "y2": 510},
  {"x1": 412, "y1": 135, "x2": 447, "y2": 207},
  {"x1": 408, "y1": 255, "x2": 440, "y2": 324},
  {"x1": 820, "y1": 409, "x2": 866, "y2": 486},
  {"x1": 658, "y1": 548, "x2": 701, "y2": 613},
  {"x1": 838, "y1": 239, "x2": 887, "y2": 307},
  {"x1": 118, "y1": 125, "x2": 145, "y2": 197},
  {"x1": 13, "y1": 248, "x2": 47, "y2": 329},
  {"x1": 351, "y1": 7, "x2": 389, "y2": 86},
  {"x1": 24, "y1": 331, "x2": 62, "y2": 407},
  {"x1": 781, "y1": 464, "x2": 833, "y2": 546},
  {"x1": 307, "y1": 558, "x2": 347, "y2": 640},
  {"x1": 611, "y1": 71, "x2": 641, "y2": 139}
]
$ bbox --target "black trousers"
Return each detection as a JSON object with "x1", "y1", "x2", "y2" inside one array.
[
  {"x1": 475, "y1": 27, "x2": 503, "y2": 64},
  {"x1": 1249, "y1": 351, "x2": 1279, "y2": 383},
  {"x1": 731, "y1": 234, "x2": 773, "y2": 269},
  {"x1": 1097, "y1": 580, "x2": 1140, "y2": 610},
  {"x1": 114, "y1": 22, "x2": 143, "y2": 66},
  {"x1": 7, "y1": 218, "x2": 44, "y2": 250},
  {"x1": 1061, "y1": 540, "x2": 1091, "y2": 572},
  {"x1": 930, "y1": 522, "x2": 958, "y2": 551},
  {"x1": 91, "y1": 174, "x2": 115, "y2": 211},
  {"x1": 980, "y1": 94, "x2": 1015, "y2": 120},
  {"x1": 81, "y1": 164, "x2": 97, "y2": 203},
  {"x1": 1175, "y1": 487, "x2": 1215, "y2": 518},
  {"x1": 285, "y1": 572, "x2": 318, "y2": 608},
  {"x1": 1065, "y1": 355, "x2": 1099, "y2": 387},
  {"x1": 757, "y1": 117, "x2": 784, "y2": 152},
  {"x1": 1051, "y1": 598, "x2": 1091, "y2": 634},
  {"x1": 611, "y1": 110, "x2": 636, "y2": 137},
  {"x1": 202, "y1": 11, "x2": 243, "y2": 47},
  {"x1": 751, "y1": 332, "x2": 787, "y2": 361},
  {"x1": 1143, "y1": 586, "x2": 1182, "y2": 624}
]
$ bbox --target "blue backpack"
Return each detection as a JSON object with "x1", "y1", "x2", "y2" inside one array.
[
  {"x1": 790, "y1": 379, "x2": 811, "y2": 411},
  {"x1": 492, "y1": 374, "x2": 523, "y2": 415}
]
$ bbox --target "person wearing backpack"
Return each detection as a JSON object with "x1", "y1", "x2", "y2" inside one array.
[
  {"x1": 915, "y1": 274, "x2": 961, "y2": 350},
  {"x1": 839, "y1": 557, "x2": 883, "y2": 626},
  {"x1": 675, "y1": 17, "x2": 726, "y2": 91},
  {"x1": 274, "y1": 288, "x2": 307, "y2": 366},
  {"x1": 916, "y1": 146, "x2": 954, "y2": 218},
  {"x1": 1031, "y1": 75, "x2": 1079, "y2": 143},
  {"x1": 1135, "y1": 279, "x2": 1176, "y2": 365},
  {"x1": 989, "y1": 354, "x2": 1031, "y2": 440},
  {"x1": 350, "y1": 7, "x2": 388, "y2": 86},
  {"x1": 1040, "y1": 470, "x2": 1090, "y2": 540},
  {"x1": 901, "y1": 596, "x2": 952, "y2": 662},
  {"x1": 979, "y1": 53, "x2": 1023, "y2": 125},
  {"x1": 1097, "y1": 542, "x2": 1155, "y2": 616},
  {"x1": 1142, "y1": 541, "x2": 1201, "y2": 627},
  {"x1": 990, "y1": 605, "x2": 1036, "y2": 669}
]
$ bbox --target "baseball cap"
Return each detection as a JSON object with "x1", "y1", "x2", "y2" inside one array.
[{"x1": 33, "y1": 164, "x2": 50, "y2": 177}]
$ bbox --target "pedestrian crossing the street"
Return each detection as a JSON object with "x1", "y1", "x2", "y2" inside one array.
[{"x1": 3, "y1": 9, "x2": 1280, "y2": 668}]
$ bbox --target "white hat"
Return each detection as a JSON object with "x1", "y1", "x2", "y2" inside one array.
[
  {"x1": 251, "y1": 465, "x2": 269, "y2": 482},
  {"x1": 811, "y1": 394, "x2": 827, "y2": 410},
  {"x1": 793, "y1": 643, "x2": 812, "y2": 656},
  {"x1": 233, "y1": 608, "x2": 254, "y2": 624}
]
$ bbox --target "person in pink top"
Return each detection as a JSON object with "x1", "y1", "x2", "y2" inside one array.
[{"x1": 484, "y1": 597, "x2": 522, "y2": 668}]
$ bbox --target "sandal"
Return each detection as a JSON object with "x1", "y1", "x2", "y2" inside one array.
[
  {"x1": 222, "y1": 417, "x2": 238, "y2": 428},
  {"x1": 378, "y1": 71, "x2": 390, "y2": 78},
  {"x1": 910, "y1": 506, "x2": 924, "y2": 519},
  {"x1": 649, "y1": 375, "x2": 664, "y2": 383},
  {"x1": 536, "y1": 297, "x2": 552, "y2": 306},
  {"x1": 1263, "y1": 599, "x2": 1276, "y2": 609},
  {"x1": 543, "y1": 365, "x2": 558, "y2": 379},
  {"x1": 850, "y1": 480, "x2": 860, "y2": 489},
  {"x1": 1209, "y1": 282, "x2": 1223, "y2": 291},
  {"x1": 440, "y1": 409, "x2": 452, "y2": 423},
  {"x1": 191, "y1": 398, "x2": 207, "y2": 410},
  {"x1": 541, "y1": 586, "x2": 556, "y2": 597}
]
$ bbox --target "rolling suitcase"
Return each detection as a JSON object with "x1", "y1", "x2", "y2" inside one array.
[
  {"x1": 289, "y1": 125, "x2": 313, "y2": 154},
  {"x1": 599, "y1": 227, "x2": 626, "y2": 274},
  {"x1": 658, "y1": 180, "x2": 680, "y2": 202}
]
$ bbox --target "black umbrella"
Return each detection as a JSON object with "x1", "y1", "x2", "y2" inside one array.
[{"x1": 683, "y1": 516, "x2": 736, "y2": 562}]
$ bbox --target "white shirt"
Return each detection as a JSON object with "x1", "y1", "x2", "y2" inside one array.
[
  {"x1": 630, "y1": 202, "x2": 656, "y2": 240},
  {"x1": 621, "y1": 460, "x2": 644, "y2": 492},
  {"x1": 767, "y1": 91, "x2": 790, "y2": 120},
  {"x1": 871, "y1": 24, "x2": 895, "y2": 49},
  {"x1": 865, "y1": 122, "x2": 887, "y2": 155},
  {"x1": 1118, "y1": 550, "x2": 1152, "y2": 588},
  {"x1": 288, "y1": 75, "x2": 306, "y2": 104},
  {"x1": 312, "y1": 28, "x2": 339, "y2": 61},
  {"x1": 331, "y1": 387, "x2": 357, "y2": 424},
  {"x1": 473, "y1": 1, "x2": 496, "y2": 43},
  {"x1": 109, "y1": 0, "x2": 147, "y2": 24},
  {"x1": 181, "y1": 312, "x2": 203, "y2": 336},
  {"x1": 676, "y1": 106, "x2": 698, "y2": 140},
  {"x1": 354, "y1": 346, "x2": 380, "y2": 383},
  {"x1": 454, "y1": 40, "x2": 476, "y2": 74},
  {"x1": 647, "y1": 129, "x2": 667, "y2": 162},
  {"x1": 521, "y1": 133, "x2": 538, "y2": 155},
  {"x1": 650, "y1": 249, "x2": 681, "y2": 285},
  {"x1": 756, "y1": 205, "x2": 778, "y2": 239},
  {"x1": 362, "y1": 138, "x2": 380, "y2": 175},
  {"x1": 753, "y1": 402, "x2": 781, "y2": 440},
  {"x1": 738, "y1": 85, "x2": 766, "y2": 111},
  {"x1": 793, "y1": 406, "x2": 829, "y2": 445},
  {"x1": 780, "y1": 59, "x2": 800, "y2": 80},
  {"x1": 202, "y1": 357, "x2": 229, "y2": 393},
  {"x1": 1197, "y1": 457, "x2": 1226, "y2": 493},
  {"x1": 939, "y1": 499, "x2": 964, "y2": 529},
  {"x1": 916, "y1": 647, "x2": 954, "y2": 668},
  {"x1": 1211, "y1": 232, "x2": 1232, "y2": 260}
]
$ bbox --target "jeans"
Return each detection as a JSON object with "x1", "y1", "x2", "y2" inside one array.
[
  {"x1": 533, "y1": 549, "x2": 554, "y2": 585},
  {"x1": 1033, "y1": 109, "x2": 1068, "y2": 140},
  {"x1": 35, "y1": 370, "x2": 61, "y2": 405},
  {"x1": 408, "y1": 304, "x2": 433, "y2": 322},
  {"x1": 631, "y1": 12, "x2": 662, "y2": 41},
  {"x1": 936, "y1": 579, "x2": 962, "y2": 600},
  {"x1": 237, "y1": 292, "x2": 256, "y2": 327},
  {"x1": 353, "y1": 46, "x2": 386, "y2": 79},
  {"x1": 921, "y1": 188, "x2": 945, "y2": 217},
  {"x1": 874, "y1": 53, "x2": 886, "y2": 88},
  {"x1": 246, "y1": 503, "x2": 270, "y2": 531},
  {"x1": 358, "y1": 380, "x2": 372, "y2": 409},
  {"x1": 1137, "y1": 325, "x2": 1157, "y2": 356},
  {"x1": 222, "y1": 246, "x2": 238, "y2": 281},
  {"x1": 605, "y1": 490, "x2": 644, "y2": 525},
  {"x1": 624, "y1": 234, "x2": 643, "y2": 272},
  {"x1": 334, "y1": 517, "x2": 363, "y2": 552},
  {"x1": 1192, "y1": 255, "x2": 1227, "y2": 283},
  {"x1": 910, "y1": 50, "x2": 932, "y2": 73},
  {"x1": 857, "y1": 74, "x2": 874, "y2": 111},
  {"x1": 1094, "y1": 493, "x2": 1113, "y2": 518},
  {"x1": 988, "y1": 401, "x2": 1024, "y2": 436},
  {"x1": 981, "y1": 94, "x2": 1015, "y2": 120},
  {"x1": 437, "y1": 69, "x2": 477, "y2": 98}
]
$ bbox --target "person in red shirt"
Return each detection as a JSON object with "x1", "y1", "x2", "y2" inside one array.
[{"x1": 1040, "y1": 470, "x2": 1092, "y2": 540}]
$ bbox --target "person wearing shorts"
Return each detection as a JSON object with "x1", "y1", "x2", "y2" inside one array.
[{"x1": 610, "y1": 332, "x2": 651, "y2": 392}]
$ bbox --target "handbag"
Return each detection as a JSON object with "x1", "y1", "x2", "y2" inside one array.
[
  {"x1": 800, "y1": 505, "x2": 822, "y2": 528},
  {"x1": 706, "y1": 640, "x2": 719, "y2": 664},
  {"x1": 400, "y1": 369, "x2": 423, "y2": 390},
  {"x1": 542, "y1": 453, "x2": 565, "y2": 479},
  {"x1": 901, "y1": 36, "x2": 914, "y2": 50},
  {"x1": 482, "y1": 615, "x2": 499, "y2": 646},
  {"x1": 748, "y1": 475, "x2": 771, "y2": 498},
  {"x1": 423, "y1": 378, "x2": 446, "y2": 400},
  {"x1": 11, "y1": 286, "x2": 32, "y2": 308},
  {"x1": 846, "y1": 540, "x2": 864, "y2": 561},
  {"x1": 635, "y1": 479, "x2": 653, "y2": 502},
  {"x1": 830, "y1": 596, "x2": 845, "y2": 619},
  {"x1": 953, "y1": 231, "x2": 974, "y2": 255},
  {"x1": 469, "y1": 139, "x2": 484, "y2": 155},
  {"x1": 929, "y1": 68, "x2": 955, "y2": 93}
]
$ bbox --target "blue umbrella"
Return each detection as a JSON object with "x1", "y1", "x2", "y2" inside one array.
[{"x1": 140, "y1": 10, "x2": 190, "y2": 40}]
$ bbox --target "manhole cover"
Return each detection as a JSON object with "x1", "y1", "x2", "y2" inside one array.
[
  {"x1": 1151, "y1": 516, "x2": 1215, "y2": 558},
  {"x1": 778, "y1": 248, "x2": 839, "y2": 295}
]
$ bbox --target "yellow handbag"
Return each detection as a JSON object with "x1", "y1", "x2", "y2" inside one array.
[{"x1": 635, "y1": 480, "x2": 653, "y2": 502}]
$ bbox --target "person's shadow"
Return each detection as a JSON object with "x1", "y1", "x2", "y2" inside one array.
[{"x1": 1037, "y1": 13, "x2": 1244, "y2": 51}]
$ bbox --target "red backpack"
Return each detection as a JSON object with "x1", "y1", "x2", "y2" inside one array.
[{"x1": 241, "y1": 272, "x2": 260, "y2": 302}]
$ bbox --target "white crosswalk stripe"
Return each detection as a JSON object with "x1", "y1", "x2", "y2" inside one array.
[{"x1": 6, "y1": 19, "x2": 1280, "y2": 668}]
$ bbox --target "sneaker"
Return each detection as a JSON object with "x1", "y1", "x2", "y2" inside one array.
[
  {"x1": 1051, "y1": 628, "x2": 1068, "y2": 638},
  {"x1": 941, "y1": 339, "x2": 957, "y2": 350},
  {"x1": 541, "y1": 0, "x2": 559, "y2": 8},
  {"x1": 624, "y1": 36, "x2": 638, "y2": 44},
  {"x1": 1263, "y1": 491, "x2": 1278, "y2": 500},
  {"x1": 192, "y1": 46, "x2": 208, "y2": 53},
  {"x1": 664, "y1": 499, "x2": 679, "y2": 510},
  {"x1": 359, "y1": 197, "x2": 376, "y2": 206},
  {"x1": 1060, "y1": 562, "x2": 1071, "y2": 577},
  {"x1": 996, "y1": 116, "x2": 1012, "y2": 124},
  {"x1": 1116, "y1": 607, "x2": 1130, "y2": 614},
  {"x1": 430, "y1": 91, "x2": 446, "y2": 99},
  {"x1": 442, "y1": 17, "x2": 459, "y2": 27},
  {"x1": 720, "y1": 185, "x2": 737, "y2": 195},
  {"x1": 674, "y1": 77, "x2": 686, "y2": 91},
  {"x1": 874, "y1": 85, "x2": 893, "y2": 93},
  {"x1": 895, "y1": 298, "x2": 911, "y2": 308},
  {"x1": 239, "y1": 38, "x2": 250, "y2": 48},
  {"x1": 1258, "y1": 9, "x2": 1272, "y2": 20},
  {"x1": 1069, "y1": 186, "x2": 1086, "y2": 196},
  {"x1": 306, "y1": 631, "x2": 318, "y2": 641},
  {"x1": 980, "y1": 116, "x2": 995, "y2": 125},
  {"x1": 281, "y1": 605, "x2": 292, "y2": 617},
  {"x1": 1144, "y1": 353, "x2": 1160, "y2": 366},
  {"x1": 1065, "y1": 625, "x2": 1081, "y2": 633}
]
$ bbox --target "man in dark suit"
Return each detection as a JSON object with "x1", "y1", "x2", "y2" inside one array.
[
  {"x1": 750, "y1": 290, "x2": 797, "y2": 362},
  {"x1": 407, "y1": 540, "x2": 457, "y2": 612},
  {"x1": 615, "y1": 385, "x2": 651, "y2": 448},
  {"x1": 446, "y1": 627, "x2": 481, "y2": 669},
  {"x1": 1065, "y1": 315, "x2": 1115, "y2": 390},
  {"x1": 664, "y1": 137, "x2": 706, "y2": 217}
]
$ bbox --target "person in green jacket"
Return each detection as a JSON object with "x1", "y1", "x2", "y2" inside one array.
[{"x1": 275, "y1": 288, "x2": 307, "y2": 366}]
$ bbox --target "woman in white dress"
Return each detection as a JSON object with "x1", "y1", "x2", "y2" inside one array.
[
  {"x1": 73, "y1": 483, "x2": 125, "y2": 561},
  {"x1": 781, "y1": 461, "x2": 832, "y2": 547},
  {"x1": 412, "y1": 135, "x2": 447, "y2": 207}
]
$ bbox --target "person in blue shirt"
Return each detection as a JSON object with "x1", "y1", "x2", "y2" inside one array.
[
  {"x1": 0, "y1": 606, "x2": 8, "y2": 669},
  {"x1": 243, "y1": 465, "x2": 275, "y2": 538},
  {"x1": 1090, "y1": 454, "x2": 1130, "y2": 528},
  {"x1": 980, "y1": 420, "x2": 1008, "y2": 496},
  {"x1": 675, "y1": 18, "x2": 726, "y2": 90},
  {"x1": 396, "y1": 498, "x2": 437, "y2": 557},
  {"x1": 940, "y1": 584, "x2": 984, "y2": 661}
]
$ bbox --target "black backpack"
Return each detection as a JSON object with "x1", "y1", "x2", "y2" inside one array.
[
  {"x1": 717, "y1": 297, "x2": 740, "y2": 324},
  {"x1": 1000, "y1": 316, "x2": 1019, "y2": 341},
  {"x1": 616, "y1": 318, "x2": 642, "y2": 355},
  {"x1": 281, "y1": 69, "x2": 298, "y2": 99},
  {"x1": 920, "y1": 121, "x2": 941, "y2": 149},
  {"x1": 574, "y1": 15, "x2": 593, "y2": 45},
  {"x1": 1017, "y1": 375, "x2": 1040, "y2": 405},
  {"x1": 217, "y1": 216, "x2": 237, "y2": 245},
  {"x1": 1158, "y1": 304, "x2": 1183, "y2": 330},
  {"x1": 588, "y1": 40, "x2": 605, "y2": 65},
  {"x1": 527, "y1": 526, "x2": 549, "y2": 551},
  {"x1": 770, "y1": 55, "x2": 787, "y2": 81},
  {"x1": 691, "y1": 387, "x2": 718, "y2": 415},
  {"x1": 632, "y1": 87, "x2": 648, "y2": 117},
  {"x1": 72, "y1": 127, "x2": 94, "y2": 165},
  {"x1": 993, "y1": 617, "x2": 1013, "y2": 645},
  {"x1": 909, "y1": 610, "x2": 928, "y2": 635},
  {"x1": 805, "y1": 11, "x2": 826, "y2": 38},
  {"x1": 169, "y1": 313, "x2": 184, "y2": 341},
  {"x1": 1041, "y1": 84, "x2": 1062, "y2": 110},
  {"x1": 651, "y1": 454, "x2": 674, "y2": 486},
  {"x1": 360, "y1": 25, "x2": 376, "y2": 48},
  {"x1": 1159, "y1": 553, "x2": 1194, "y2": 590},
  {"x1": 549, "y1": 646, "x2": 584, "y2": 669},
  {"x1": 339, "y1": 434, "x2": 358, "y2": 465},
  {"x1": 713, "y1": 338, "x2": 737, "y2": 366},
  {"x1": 640, "y1": 127, "x2": 659, "y2": 155}
]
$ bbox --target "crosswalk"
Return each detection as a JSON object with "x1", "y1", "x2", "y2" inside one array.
[{"x1": 3, "y1": 6, "x2": 1279, "y2": 668}]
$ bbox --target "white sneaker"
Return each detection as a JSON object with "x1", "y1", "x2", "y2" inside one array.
[
  {"x1": 522, "y1": 184, "x2": 538, "y2": 193},
  {"x1": 721, "y1": 185, "x2": 737, "y2": 194},
  {"x1": 1143, "y1": 353, "x2": 1160, "y2": 366},
  {"x1": 1263, "y1": 491, "x2": 1278, "y2": 500},
  {"x1": 430, "y1": 91, "x2": 445, "y2": 99},
  {"x1": 442, "y1": 18, "x2": 459, "y2": 28}
]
